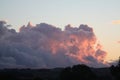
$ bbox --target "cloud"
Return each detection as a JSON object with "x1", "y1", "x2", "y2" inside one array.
[
  {"x1": 112, "y1": 20, "x2": 120, "y2": 24},
  {"x1": 0, "y1": 21, "x2": 108, "y2": 68},
  {"x1": 108, "y1": 59, "x2": 119, "y2": 66},
  {"x1": 118, "y1": 41, "x2": 120, "y2": 43}
]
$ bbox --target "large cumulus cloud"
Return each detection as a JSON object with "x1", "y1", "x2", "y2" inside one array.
[{"x1": 0, "y1": 21, "x2": 107, "y2": 68}]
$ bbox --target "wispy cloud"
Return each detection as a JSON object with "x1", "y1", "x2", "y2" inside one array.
[
  {"x1": 112, "y1": 20, "x2": 120, "y2": 24},
  {"x1": 118, "y1": 41, "x2": 120, "y2": 43}
]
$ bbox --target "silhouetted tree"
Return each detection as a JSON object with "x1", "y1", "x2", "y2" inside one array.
[
  {"x1": 110, "y1": 57, "x2": 120, "y2": 80},
  {"x1": 72, "y1": 64, "x2": 96, "y2": 80},
  {"x1": 118, "y1": 57, "x2": 120, "y2": 67},
  {"x1": 60, "y1": 64, "x2": 97, "y2": 80}
]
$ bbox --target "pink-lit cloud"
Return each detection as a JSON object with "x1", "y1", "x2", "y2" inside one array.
[{"x1": 0, "y1": 21, "x2": 108, "y2": 68}]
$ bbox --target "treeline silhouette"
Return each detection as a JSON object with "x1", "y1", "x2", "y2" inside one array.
[
  {"x1": 110, "y1": 57, "x2": 120, "y2": 80},
  {"x1": 60, "y1": 64, "x2": 96, "y2": 80},
  {"x1": 0, "y1": 58, "x2": 120, "y2": 80}
]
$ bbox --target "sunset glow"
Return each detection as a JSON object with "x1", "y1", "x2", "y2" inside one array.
[{"x1": 0, "y1": 0, "x2": 120, "y2": 68}]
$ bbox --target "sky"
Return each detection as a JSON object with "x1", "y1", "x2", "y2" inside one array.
[{"x1": 0, "y1": 0, "x2": 120, "y2": 63}]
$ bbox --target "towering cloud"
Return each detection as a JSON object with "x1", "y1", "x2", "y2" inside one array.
[{"x1": 0, "y1": 21, "x2": 107, "y2": 68}]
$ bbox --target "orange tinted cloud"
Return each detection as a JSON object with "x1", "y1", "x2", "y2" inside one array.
[
  {"x1": 118, "y1": 41, "x2": 120, "y2": 43},
  {"x1": 112, "y1": 20, "x2": 120, "y2": 24}
]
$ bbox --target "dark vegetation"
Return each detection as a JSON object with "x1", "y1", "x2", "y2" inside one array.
[
  {"x1": 110, "y1": 57, "x2": 120, "y2": 80},
  {"x1": 60, "y1": 64, "x2": 96, "y2": 80},
  {"x1": 0, "y1": 58, "x2": 120, "y2": 80}
]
